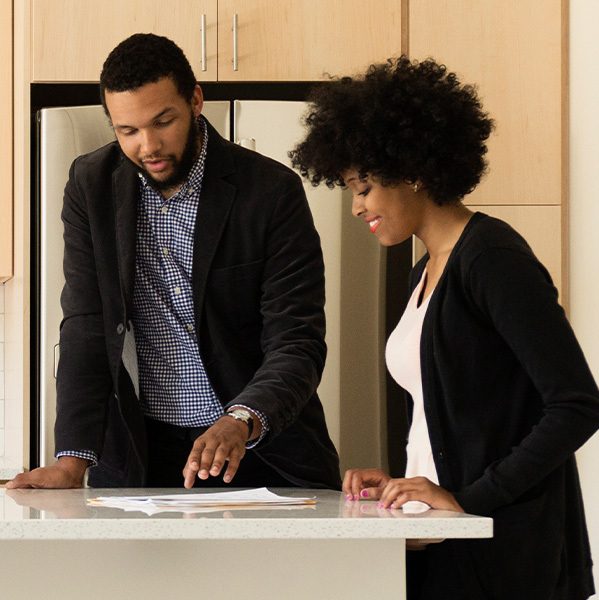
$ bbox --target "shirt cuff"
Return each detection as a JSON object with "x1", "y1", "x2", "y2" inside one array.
[
  {"x1": 56, "y1": 450, "x2": 98, "y2": 467},
  {"x1": 227, "y1": 404, "x2": 270, "y2": 448}
]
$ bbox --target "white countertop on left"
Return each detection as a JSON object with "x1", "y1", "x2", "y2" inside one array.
[{"x1": 0, "y1": 487, "x2": 493, "y2": 541}]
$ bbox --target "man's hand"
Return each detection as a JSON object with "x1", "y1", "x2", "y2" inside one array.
[
  {"x1": 182, "y1": 416, "x2": 249, "y2": 488},
  {"x1": 342, "y1": 467, "x2": 392, "y2": 500},
  {"x1": 5, "y1": 456, "x2": 88, "y2": 489}
]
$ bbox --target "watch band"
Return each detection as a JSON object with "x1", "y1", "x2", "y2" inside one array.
[{"x1": 226, "y1": 408, "x2": 254, "y2": 440}]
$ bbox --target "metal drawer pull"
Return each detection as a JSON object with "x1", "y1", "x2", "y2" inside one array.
[
  {"x1": 232, "y1": 13, "x2": 239, "y2": 71},
  {"x1": 201, "y1": 14, "x2": 207, "y2": 72}
]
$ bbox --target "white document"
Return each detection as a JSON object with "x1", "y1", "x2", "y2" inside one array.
[{"x1": 87, "y1": 487, "x2": 317, "y2": 515}]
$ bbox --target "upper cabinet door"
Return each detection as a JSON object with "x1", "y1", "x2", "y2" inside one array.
[
  {"x1": 410, "y1": 0, "x2": 565, "y2": 206},
  {"x1": 217, "y1": 0, "x2": 403, "y2": 81},
  {"x1": 32, "y1": 0, "x2": 218, "y2": 82}
]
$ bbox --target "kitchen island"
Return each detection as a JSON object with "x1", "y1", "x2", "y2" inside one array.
[{"x1": 0, "y1": 487, "x2": 492, "y2": 599}]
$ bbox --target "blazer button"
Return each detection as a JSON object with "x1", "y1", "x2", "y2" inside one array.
[{"x1": 116, "y1": 323, "x2": 125, "y2": 335}]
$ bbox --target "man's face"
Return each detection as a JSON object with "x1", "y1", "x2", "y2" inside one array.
[{"x1": 105, "y1": 77, "x2": 203, "y2": 192}]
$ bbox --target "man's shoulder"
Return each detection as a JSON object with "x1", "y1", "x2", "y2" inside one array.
[{"x1": 70, "y1": 140, "x2": 125, "y2": 180}]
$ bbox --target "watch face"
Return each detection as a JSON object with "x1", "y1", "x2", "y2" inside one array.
[{"x1": 229, "y1": 409, "x2": 251, "y2": 422}]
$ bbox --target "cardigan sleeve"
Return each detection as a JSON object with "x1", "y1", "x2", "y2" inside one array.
[{"x1": 452, "y1": 246, "x2": 599, "y2": 515}]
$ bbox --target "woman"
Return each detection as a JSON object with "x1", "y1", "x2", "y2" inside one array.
[{"x1": 290, "y1": 56, "x2": 599, "y2": 600}]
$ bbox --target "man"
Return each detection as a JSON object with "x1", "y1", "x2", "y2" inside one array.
[{"x1": 8, "y1": 33, "x2": 340, "y2": 490}]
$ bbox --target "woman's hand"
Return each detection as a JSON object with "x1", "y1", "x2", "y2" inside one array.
[
  {"x1": 342, "y1": 468, "x2": 392, "y2": 500},
  {"x1": 379, "y1": 476, "x2": 464, "y2": 512}
]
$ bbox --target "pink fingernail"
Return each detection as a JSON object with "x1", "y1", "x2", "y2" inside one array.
[{"x1": 360, "y1": 489, "x2": 369, "y2": 498}]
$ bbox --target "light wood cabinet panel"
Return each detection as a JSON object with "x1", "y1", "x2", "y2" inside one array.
[
  {"x1": 0, "y1": 0, "x2": 13, "y2": 282},
  {"x1": 410, "y1": 0, "x2": 565, "y2": 206},
  {"x1": 32, "y1": 0, "x2": 218, "y2": 82},
  {"x1": 217, "y1": 0, "x2": 403, "y2": 81}
]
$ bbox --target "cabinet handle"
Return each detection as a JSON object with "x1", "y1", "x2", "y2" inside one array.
[
  {"x1": 200, "y1": 14, "x2": 207, "y2": 72},
  {"x1": 232, "y1": 13, "x2": 238, "y2": 71}
]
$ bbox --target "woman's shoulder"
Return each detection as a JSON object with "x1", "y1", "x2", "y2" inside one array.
[
  {"x1": 450, "y1": 211, "x2": 544, "y2": 275},
  {"x1": 459, "y1": 212, "x2": 534, "y2": 259},
  {"x1": 451, "y1": 211, "x2": 553, "y2": 289}
]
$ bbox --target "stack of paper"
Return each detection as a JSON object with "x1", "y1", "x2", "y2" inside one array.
[{"x1": 87, "y1": 487, "x2": 317, "y2": 516}]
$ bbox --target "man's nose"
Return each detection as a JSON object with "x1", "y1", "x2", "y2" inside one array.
[{"x1": 140, "y1": 130, "x2": 161, "y2": 157}]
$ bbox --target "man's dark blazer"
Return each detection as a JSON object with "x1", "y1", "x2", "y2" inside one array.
[{"x1": 55, "y1": 119, "x2": 341, "y2": 489}]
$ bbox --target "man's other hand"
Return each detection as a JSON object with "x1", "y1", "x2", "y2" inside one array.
[{"x1": 5, "y1": 456, "x2": 88, "y2": 489}]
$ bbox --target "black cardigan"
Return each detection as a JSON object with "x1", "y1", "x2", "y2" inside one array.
[{"x1": 407, "y1": 212, "x2": 599, "y2": 599}]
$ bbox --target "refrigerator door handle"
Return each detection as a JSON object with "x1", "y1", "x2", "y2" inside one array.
[
  {"x1": 53, "y1": 344, "x2": 60, "y2": 379},
  {"x1": 236, "y1": 137, "x2": 256, "y2": 150}
]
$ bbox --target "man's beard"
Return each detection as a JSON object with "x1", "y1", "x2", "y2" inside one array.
[{"x1": 134, "y1": 114, "x2": 200, "y2": 193}]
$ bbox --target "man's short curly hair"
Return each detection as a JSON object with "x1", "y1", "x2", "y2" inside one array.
[
  {"x1": 100, "y1": 33, "x2": 197, "y2": 114},
  {"x1": 290, "y1": 56, "x2": 495, "y2": 204}
]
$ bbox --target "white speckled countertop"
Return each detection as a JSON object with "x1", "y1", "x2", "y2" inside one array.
[{"x1": 0, "y1": 487, "x2": 492, "y2": 541}]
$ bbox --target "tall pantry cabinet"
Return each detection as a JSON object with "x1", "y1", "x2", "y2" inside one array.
[{"x1": 409, "y1": 0, "x2": 567, "y2": 302}]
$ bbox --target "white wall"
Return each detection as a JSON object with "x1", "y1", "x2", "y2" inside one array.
[{"x1": 570, "y1": 1, "x2": 599, "y2": 594}]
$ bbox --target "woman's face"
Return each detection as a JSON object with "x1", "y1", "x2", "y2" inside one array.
[{"x1": 343, "y1": 169, "x2": 423, "y2": 246}]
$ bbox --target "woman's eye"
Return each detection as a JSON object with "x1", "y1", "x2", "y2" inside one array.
[{"x1": 358, "y1": 188, "x2": 371, "y2": 197}]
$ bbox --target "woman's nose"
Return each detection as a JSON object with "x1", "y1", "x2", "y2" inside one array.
[{"x1": 351, "y1": 195, "x2": 365, "y2": 218}]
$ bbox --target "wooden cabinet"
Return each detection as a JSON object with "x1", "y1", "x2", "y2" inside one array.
[
  {"x1": 0, "y1": 0, "x2": 13, "y2": 282},
  {"x1": 32, "y1": 0, "x2": 218, "y2": 82},
  {"x1": 31, "y1": 0, "x2": 403, "y2": 82},
  {"x1": 410, "y1": 0, "x2": 567, "y2": 303},
  {"x1": 410, "y1": 0, "x2": 564, "y2": 207},
  {"x1": 217, "y1": 0, "x2": 403, "y2": 81}
]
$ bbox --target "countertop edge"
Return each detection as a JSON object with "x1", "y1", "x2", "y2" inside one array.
[{"x1": 0, "y1": 516, "x2": 493, "y2": 541}]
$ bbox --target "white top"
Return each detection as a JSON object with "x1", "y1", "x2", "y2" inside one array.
[
  {"x1": 386, "y1": 269, "x2": 439, "y2": 513},
  {"x1": 0, "y1": 488, "x2": 492, "y2": 541}
]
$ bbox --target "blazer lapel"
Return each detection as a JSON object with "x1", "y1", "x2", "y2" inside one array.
[
  {"x1": 113, "y1": 159, "x2": 139, "y2": 318},
  {"x1": 192, "y1": 121, "x2": 236, "y2": 334}
]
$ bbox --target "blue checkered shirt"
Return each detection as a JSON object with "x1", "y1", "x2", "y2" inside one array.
[
  {"x1": 58, "y1": 118, "x2": 267, "y2": 465},
  {"x1": 133, "y1": 119, "x2": 222, "y2": 426}
]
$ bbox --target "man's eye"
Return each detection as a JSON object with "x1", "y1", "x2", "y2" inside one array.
[
  {"x1": 121, "y1": 129, "x2": 137, "y2": 136},
  {"x1": 156, "y1": 119, "x2": 174, "y2": 127}
]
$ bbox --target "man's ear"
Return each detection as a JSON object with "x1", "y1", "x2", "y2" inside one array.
[{"x1": 192, "y1": 84, "x2": 204, "y2": 118}]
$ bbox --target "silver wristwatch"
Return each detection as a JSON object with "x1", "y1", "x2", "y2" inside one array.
[{"x1": 226, "y1": 408, "x2": 254, "y2": 440}]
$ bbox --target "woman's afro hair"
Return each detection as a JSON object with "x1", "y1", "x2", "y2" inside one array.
[{"x1": 290, "y1": 56, "x2": 495, "y2": 204}]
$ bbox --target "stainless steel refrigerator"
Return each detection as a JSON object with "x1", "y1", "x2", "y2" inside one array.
[{"x1": 37, "y1": 99, "x2": 386, "y2": 473}]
